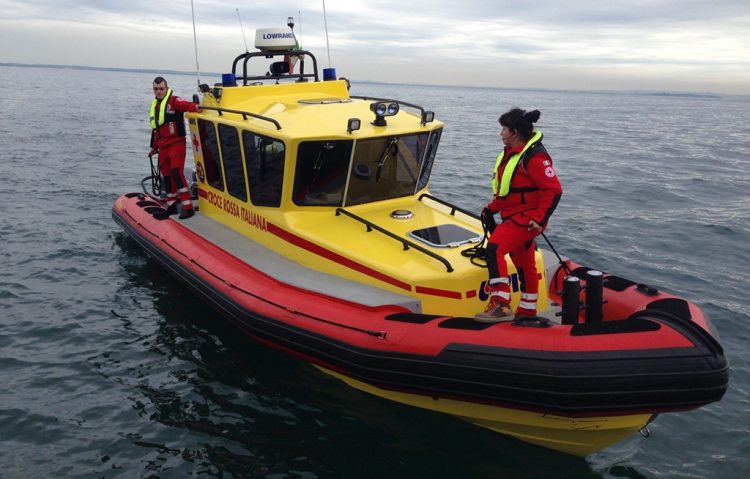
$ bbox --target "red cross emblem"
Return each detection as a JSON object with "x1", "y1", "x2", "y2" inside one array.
[{"x1": 196, "y1": 162, "x2": 205, "y2": 182}]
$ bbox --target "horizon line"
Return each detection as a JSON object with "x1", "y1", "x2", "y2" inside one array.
[{"x1": 0, "y1": 61, "x2": 733, "y2": 99}]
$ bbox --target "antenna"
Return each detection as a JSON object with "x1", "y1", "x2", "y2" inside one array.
[
  {"x1": 237, "y1": 8, "x2": 249, "y2": 52},
  {"x1": 190, "y1": 0, "x2": 201, "y2": 87},
  {"x1": 299, "y1": 10, "x2": 302, "y2": 46},
  {"x1": 322, "y1": 0, "x2": 331, "y2": 67}
]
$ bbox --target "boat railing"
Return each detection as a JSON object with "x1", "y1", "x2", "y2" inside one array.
[
  {"x1": 198, "y1": 106, "x2": 282, "y2": 130},
  {"x1": 418, "y1": 194, "x2": 480, "y2": 221},
  {"x1": 335, "y1": 208, "x2": 454, "y2": 273},
  {"x1": 231, "y1": 49, "x2": 319, "y2": 85},
  {"x1": 350, "y1": 95, "x2": 432, "y2": 125}
]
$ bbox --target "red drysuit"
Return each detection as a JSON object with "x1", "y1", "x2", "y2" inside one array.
[
  {"x1": 150, "y1": 91, "x2": 199, "y2": 212},
  {"x1": 485, "y1": 134, "x2": 562, "y2": 316}
]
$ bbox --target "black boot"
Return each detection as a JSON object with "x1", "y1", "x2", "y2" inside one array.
[
  {"x1": 165, "y1": 203, "x2": 178, "y2": 215},
  {"x1": 179, "y1": 209, "x2": 195, "y2": 220}
]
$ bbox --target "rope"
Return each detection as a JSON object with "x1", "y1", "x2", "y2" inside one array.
[
  {"x1": 461, "y1": 208, "x2": 495, "y2": 268},
  {"x1": 141, "y1": 153, "x2": 163, "y2": 196}
]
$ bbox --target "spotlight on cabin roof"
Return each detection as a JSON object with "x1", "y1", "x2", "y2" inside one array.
[
  {"x1": 347, "y1": 118, "x2": 361, "y2": 134},
  {"x1": 370, "y1": 101, "x2": 399, "y2": 127}
]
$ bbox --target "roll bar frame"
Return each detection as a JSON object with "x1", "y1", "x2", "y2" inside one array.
[{"x1": 231, "y1": 49, "x2": 320, "y2": 85}]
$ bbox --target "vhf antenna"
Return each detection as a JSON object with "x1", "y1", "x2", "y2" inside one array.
[
  {"x1": 237, "y1": 8, "x2": 249, "y2": 52},
  {"x1": 190, "y1": 0, "x2": 201, "y2": 87},
  {"x1": 322, "y1": 0, "x2": 331, "y2": 67}
]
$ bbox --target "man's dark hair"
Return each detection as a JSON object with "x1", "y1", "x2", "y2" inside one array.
[{"x1": 153, "y1": 76, "x2": 168, "y2": 86}]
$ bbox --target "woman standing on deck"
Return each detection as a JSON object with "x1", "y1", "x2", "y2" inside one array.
[{"x1": 475, "y1": 107, "x2": 562, "y2": 323}]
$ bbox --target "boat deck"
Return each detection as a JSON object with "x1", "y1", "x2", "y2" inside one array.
[{"x1": 180, "y1": 212, "x2": 422, "y2": 313}]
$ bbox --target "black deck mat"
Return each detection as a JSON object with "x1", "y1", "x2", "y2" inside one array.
[
  {"x1": 438, "y1": 317, "x2": 498, "y2": 330},
  {"x1": 385, "y1": 313, "x2": 444, "y2": 324}
]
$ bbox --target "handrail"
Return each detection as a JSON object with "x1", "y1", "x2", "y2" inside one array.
[
  {"x1": 335, "y1": 208, "x2": 453, "y2": 273},
  {"x1": 418, "y1": 193, "x2": 480, "y2": 220},
  {"x1": 350, "y1": 95, "x2": 426, "y2": 117},
  {"x1": 198, "y1": 106, "x2": 282, "y2": 130},
  {"x1": 231, "y1": 49, "x2": 319, "y2": 84}
]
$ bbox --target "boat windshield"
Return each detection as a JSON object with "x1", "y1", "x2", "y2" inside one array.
[
  {"x1": 293, "y1": 129, "x2": 442, "y2": 206},
  {"x1": 293, "y1": 140, "x2": 353, "y2": 206},
  {"x1": 292, "y1": 129, "x2": 442, "y2": 207}
]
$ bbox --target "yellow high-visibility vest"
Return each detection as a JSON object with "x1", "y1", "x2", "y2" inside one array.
[
  {"x1": 492, "y1": 131, "x2": 543, "y2": 197},
  {"x1": 149, "y1": 88, "x2": 173, "y2": 129}
]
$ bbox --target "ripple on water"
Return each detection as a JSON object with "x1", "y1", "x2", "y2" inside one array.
[{"x1": 1, "y1": 68, "x2": 749, "y2": 477}]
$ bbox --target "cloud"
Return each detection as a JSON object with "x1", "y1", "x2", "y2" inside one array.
[{"x1": 1, "y1": 0, "x2": 748, "y2": 94}]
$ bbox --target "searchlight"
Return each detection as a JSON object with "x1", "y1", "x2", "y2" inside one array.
[{"x1": 370, "y1": 101, "x2": 399, "y2": 127}]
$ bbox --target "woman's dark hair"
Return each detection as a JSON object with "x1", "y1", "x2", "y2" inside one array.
[{"x1": 498, "y1": 107, "x2": 541, "y2": 140}]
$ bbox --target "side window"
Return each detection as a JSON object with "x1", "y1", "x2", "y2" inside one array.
[
  {"x1": 198, "y1": 119, "x2": 224, "y2": 191},
  {"x1": 293, "y1": 140, "x2": 353, "y2": 206},
  {"x1": 243, "y1": 131, "x2": 285, "y2": 207},
  {"x1": 218, "y1": 124, "x2": 247, "y2": 201}
]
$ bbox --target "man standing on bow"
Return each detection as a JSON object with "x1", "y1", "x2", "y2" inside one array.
[{"x1": 149, "y1": 77, "x2": 199, "y2": 219}]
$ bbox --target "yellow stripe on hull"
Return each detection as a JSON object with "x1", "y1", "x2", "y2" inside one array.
[{"x1": 316, "y1": 366, "x2": 651, "y2": 456}]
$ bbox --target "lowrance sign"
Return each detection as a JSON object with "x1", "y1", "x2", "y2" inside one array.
[{"x1": 255, "y1": 28, "x2": 297, "y2": 51}]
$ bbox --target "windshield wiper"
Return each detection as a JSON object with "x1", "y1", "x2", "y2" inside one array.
[{"x1": 375, "y1": 137, "x2": 397, "y2": 183}]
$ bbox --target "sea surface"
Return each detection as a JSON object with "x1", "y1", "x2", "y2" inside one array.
[{"x1": 1, "y1": 65, "x2": 749, "y2": 478}]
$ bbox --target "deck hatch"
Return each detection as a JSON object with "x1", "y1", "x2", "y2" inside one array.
[{"x1": 408, "y1": 224, "x2": 481, "y2": 248}]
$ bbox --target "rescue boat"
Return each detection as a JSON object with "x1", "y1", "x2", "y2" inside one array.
[{"x1": 112, "y1": 27, "x2": 728, "y2": 456}]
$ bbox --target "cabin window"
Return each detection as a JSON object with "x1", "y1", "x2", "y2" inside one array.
[
  {"x1": 344, "y1": 133, "x2": 429, "y2": 206},
  {"x1": 197, "y1": 119, "x2": 224, "y2": 191},
  {"x1": 416, "y1": 128, "x2": 442, "y2": 192},
  {"x1": 293, "y1": 140, "x2": 353, "y2": 206},
  {"x1": 242, "y1": 131, "x2": 285, "y2": 207},
  {"x1": 218, "y1": 124, "x2": 247, "y2": 202}
]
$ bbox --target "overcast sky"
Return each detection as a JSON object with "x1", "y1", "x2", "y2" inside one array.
[{"x1": 1, "y1": 0, "x2": 748, "y2": 94}]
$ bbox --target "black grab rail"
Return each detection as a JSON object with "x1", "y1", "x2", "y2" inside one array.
[
  {"x1": 199, "y1": 105, "x2": 282, "y2": 130},
  {"x1": 350, "y1": 95, "x2": 425, "y2": 116},
  {"x1": 231, "y1": 49, "x2": 319, "y2": 84},
  {"x1": 349, "y1": 95, "x2": 433, "y2": 125},
  {"x1": 335, "y1": 208, "x2": 454, "y2": 273},
  {"x1": 418, "y1": 193, "x2": 480, "y2": 220}
]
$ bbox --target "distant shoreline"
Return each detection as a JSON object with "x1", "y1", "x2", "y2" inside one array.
[
  {"x1": 0, "y1": 62, "x2": 730, "y2": 99},
  {"x1": 0, "y1": 61, "x2": 215, "y2": 78}
]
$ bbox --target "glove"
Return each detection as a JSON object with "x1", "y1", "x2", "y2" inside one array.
[{"x1": 481, "y1": 207, "x2": 496, "y2": 233}]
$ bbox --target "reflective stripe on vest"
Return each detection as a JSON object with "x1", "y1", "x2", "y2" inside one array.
[
  {"x1": 149, "y1": 88, "x2": 173, "y2": 129},
  {"x1": 492, "y1": 130, "x2": 544, "y2": 197}
]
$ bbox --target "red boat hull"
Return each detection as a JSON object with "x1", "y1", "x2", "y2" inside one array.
[{"x1": 113, "y1": 193, "x2": 729, "y2": 418}]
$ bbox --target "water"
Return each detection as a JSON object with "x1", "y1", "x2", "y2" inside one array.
[{"x1": 1, "y1": 65, "x2": 749, "y2": 478}]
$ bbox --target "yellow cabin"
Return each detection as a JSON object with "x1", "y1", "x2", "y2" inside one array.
[{"x1": 186, "y1": 45, "x2": 549, "y2": 318}]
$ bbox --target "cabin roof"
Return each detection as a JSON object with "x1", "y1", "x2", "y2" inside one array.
[{"x1": 195, "y1": 79, "x2": 443, "y2": 140}]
